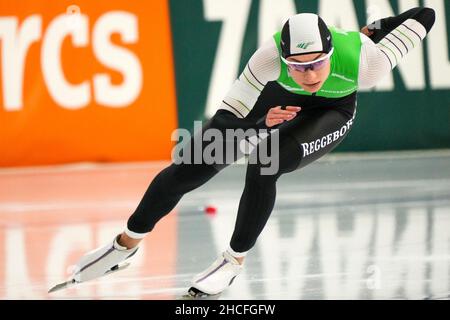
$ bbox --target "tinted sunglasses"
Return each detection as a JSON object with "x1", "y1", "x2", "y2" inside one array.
[{"x1": 281, "y1": 48, "x2": 334, "y2": 72}]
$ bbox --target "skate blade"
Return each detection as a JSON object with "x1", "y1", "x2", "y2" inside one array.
[
  {"x1": 48, "y1": 262, "x2": 131, "y2": 293},
  {"x1": 180, "y1": 287, "x2": 222, "y2": 300},
  {"x1": 48, "y1": 279, "x2": 77, "y2": 293}
]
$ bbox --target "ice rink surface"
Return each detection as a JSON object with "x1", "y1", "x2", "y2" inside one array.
[{"x1": 1, "y1": 150, "x2": 449, "y2": 300}]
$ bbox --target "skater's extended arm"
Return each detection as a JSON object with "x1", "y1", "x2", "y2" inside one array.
[
  {"x1": 211, "y1": 38, "x2": 299, "y2": 130},
  {"x1": 213, "y1": 39, "x2": 281, "y2": 123},
  {"x1": 365, "y1": 7, "x2": 436, "y2": 43},
  {"x1": 210, "y1": 109, "x2": 268, "y2": 130},
  {"x1": 358, "y1": 7, "x2": 436, "y2": 89},
  {"x1": 211, "y1": 106, "x2": 300, "y2": 131}
]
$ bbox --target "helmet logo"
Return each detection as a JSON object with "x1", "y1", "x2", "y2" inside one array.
[{"x1": 297, "y1": 41, "x2": 315, "y2": 49}]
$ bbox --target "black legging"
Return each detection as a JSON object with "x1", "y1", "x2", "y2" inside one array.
[{"x1": 128, "y1": 82, "x2": 356, "y2": 253}]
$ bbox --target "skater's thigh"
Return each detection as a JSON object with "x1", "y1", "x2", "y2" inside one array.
[
  {"x1": 245, "y1": 105, "x2": 356, "y2": 177},
  {"x1": 280, "y1": 106, "x2": 355, "y2": 170}
]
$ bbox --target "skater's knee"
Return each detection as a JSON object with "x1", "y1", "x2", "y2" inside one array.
[
  {"x1": 168, "y1": 163, "x2": 220, "y2": 194},
  {"x1": 246, "y1": 133, "x2": 301, "y2": 181},
  {"x1": 154, "y1": 164, "x2": 202, "y2": 195},
  {"x1": 245, "y1": 143, "x2": 285, "y2": 186}
]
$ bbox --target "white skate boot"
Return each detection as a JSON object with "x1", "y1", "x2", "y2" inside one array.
[
  {"x1": 185, "y1": 251, "x2": 243, "y2": 299},
  {"x1": 49, "y1": 235, "x2": 138, "y2": 293}
]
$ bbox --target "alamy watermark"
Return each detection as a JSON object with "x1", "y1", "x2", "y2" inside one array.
[
  {"x1": 171, "y1": 121, "x2": 280, "y2": 176},
  {"x1": 366, "y1": 265, "x2": 382, "y2": 290},
  {"x1": 366, "y1": 5, "x2": 383, "y2": 30}
]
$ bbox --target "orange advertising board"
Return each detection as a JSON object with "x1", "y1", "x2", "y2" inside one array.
[{"x1": 0, "y1": 0, "x2": 177, "y2": 167}]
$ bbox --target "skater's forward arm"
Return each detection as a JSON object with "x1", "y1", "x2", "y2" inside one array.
[
  {"x1": 211, "y1": 107, "x2": 299, "y2": 130},
  {"x1": 358, "y1": 7, "x2": 436, "y2": 89},
  {"x1": 209, "y1": 39, "x2": 282, "y2": 130}
]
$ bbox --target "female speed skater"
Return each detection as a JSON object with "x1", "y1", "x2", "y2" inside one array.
[{"x1": 49, "y1": 7, "x2": 436, "y2": 298}]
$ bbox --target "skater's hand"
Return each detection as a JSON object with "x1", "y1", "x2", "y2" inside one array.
[
  {"x1": 361, "y1": 26, "x2": 374, "y2": 37},
  {"x1": 265, "y1": 106, "x2": 301, "y2": 128}
]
